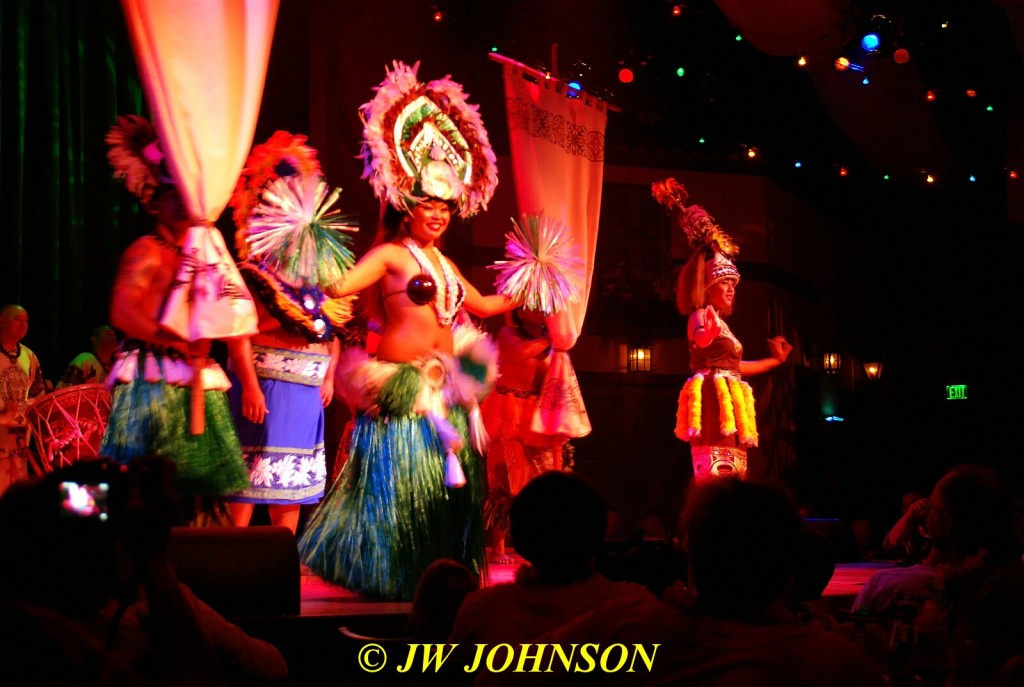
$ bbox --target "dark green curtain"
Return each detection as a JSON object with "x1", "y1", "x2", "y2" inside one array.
[{"x1": 1, "y1": 0, "x2": 147, "y2": 382}]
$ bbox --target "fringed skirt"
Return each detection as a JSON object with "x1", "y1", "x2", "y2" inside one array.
[
  {"x1": 298, "y1": 355, "x2": 487, "y2": 601},
  {"x1": 675, "y1": 368, "x2": 758, "y2": 481},
  {"x1": 100, "y1": 349, "x2": 248, "y2": 497}
]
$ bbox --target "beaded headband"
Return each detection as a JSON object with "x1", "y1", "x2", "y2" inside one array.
[{"x1": 706, "y1": 250, "x2": 741, "y2": 286}]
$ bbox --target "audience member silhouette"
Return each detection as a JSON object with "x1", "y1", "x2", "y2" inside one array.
[
  {"x1": 908, "y1": 464, "x2": 1024, "y2": 687},
  {"x1": 881, "y1": 489, "x2": 930, "y2": 564},
  {"x1": 405, "y1": 558, "x2": 480, "y2": 643},
  {"x1": 450, "y1": 472, "x2": 653, "y2": 655},
  {"x1": 477, "y1": 477, "x2": 887, "y2": 686},
  {"x1": 57, "y1": 324, "x2": 120, "y2": 388},
  {"x1": 851, "y1": 517, "x2": 883, "y2": 561},
  {"x1": 852, "y1": 545, "x2": 942, "y2": 621},
  {"x1": 789, "y1": 529, "x2": 841, "y2": 630},
  {"x1": 0, "y1": 455, "x2": 287, "y2": 686},
  {"x1": 853, "y1": 485, "x2": 943, "y2": 618}
]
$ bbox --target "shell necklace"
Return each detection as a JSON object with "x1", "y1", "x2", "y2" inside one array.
[
  {"x1": 1, "y1": 342, "x2": 21, "y2": 363},
  {"x1": 404, "y1": 238, "x2": 464, "y2": 326}
]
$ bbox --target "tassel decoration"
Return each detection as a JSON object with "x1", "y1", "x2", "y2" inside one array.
[{"x1": 444, "y1": 449, "x2": 467, "y2": 489}]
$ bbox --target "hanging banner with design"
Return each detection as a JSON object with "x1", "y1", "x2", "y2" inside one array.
[{"x1": 502, "y1": 62, "x2": 608, "y2": 439}]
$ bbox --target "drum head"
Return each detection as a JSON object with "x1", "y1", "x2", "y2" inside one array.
[{"x1": 25, "y1": 383, "x2": 112, "y2": 472}]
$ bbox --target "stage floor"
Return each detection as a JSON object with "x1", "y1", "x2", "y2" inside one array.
[
  {"x1": 298, "y1": 552, "x2": 890, "y2": 618},
  {"x1": 299, "y1": 550, "x2": 522, "y2": 617}
]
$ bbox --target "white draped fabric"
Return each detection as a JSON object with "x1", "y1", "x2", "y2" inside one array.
[
  {"x1": 502, "y1": 63, "x2": 608, "y2": 439},
  {"x1": 120, "y1": 0, "x2": 279, "y2": 341}
]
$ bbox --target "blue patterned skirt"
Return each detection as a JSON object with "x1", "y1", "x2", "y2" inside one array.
[{"x1": 228, "y1": 346, "x2": 329, "y2": 505}]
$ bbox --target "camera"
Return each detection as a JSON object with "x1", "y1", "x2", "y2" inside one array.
[
  {"x1": 53, "y1": 459, "x2": 128, "y2": 526},
  {"x1": 58, "y1": 480, "x2": 111, "y2": 521}
]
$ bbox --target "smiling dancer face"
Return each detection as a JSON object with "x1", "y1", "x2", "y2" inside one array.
[{"x1": 404, "y1": 199, "x2": 453, "y2": 247}]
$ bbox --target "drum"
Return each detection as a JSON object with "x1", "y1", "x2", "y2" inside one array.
[{"x1": 25, "y1": 383, "x2": 112, "y2": 473}]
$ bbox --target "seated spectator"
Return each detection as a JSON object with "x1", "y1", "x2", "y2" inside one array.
[
  {"x1": 790, "y1": 529, "x2": 841, "y2": 630},
  {"x1": 852, "y1": 486, "x2": 943, "y2": 618},
  {"x1": 477, "y1": 477, "x2": 888, "y2": 687},
  {"x1": 851, "y1": 517, "x2": 883, "y2": 561},
  {"x1": 405, "y1": 558, "x2": 480, "y2": 643},
  {"x1": 909, "y1": 464, "x2": 1024, "y2": 687},
  {"x1": 0, "y1": 455, "x2": 288, "y2": 686},
  {"x1": 450, "y1": 472, "x2": 654, "y2": 646},
  {"x1": 881, "y1": 489, "x2": 930, "y2": 564},
  {"x1": 57, "y1": 324, "x2": 120, "y2": 388},
  {"x1": 851, "y1": 548, "x2": 941, "y2": 620}
]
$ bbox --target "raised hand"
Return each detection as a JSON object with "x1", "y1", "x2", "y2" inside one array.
[
  {"x1": 703, "y1": 305, "x2": 723, "y2": 339},
  {"x1": 767, "y1": 336, "x2": 793, "y2": 363}
]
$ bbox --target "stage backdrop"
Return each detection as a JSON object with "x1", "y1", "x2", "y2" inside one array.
[{"x1": 502, "y1": 62, "x2": 609, "y2": 441}]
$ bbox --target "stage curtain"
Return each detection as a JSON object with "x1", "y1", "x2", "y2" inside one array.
[
  {"x1": 502, "y1": 64, "x2": 608, "y2": 439},
  {"x1": 0, "y1": 0, "x2": 147, "y2": 379},
  {"x1": 119, "y1": 0, "x2": 278, "y2": 341}
]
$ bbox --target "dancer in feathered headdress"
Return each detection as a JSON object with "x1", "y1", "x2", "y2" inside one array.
[
  {"x1": 298, "y1": 61, "x2": 523, "y2": 601},
  {"x1": 223, "y1": 132, "x2": 358, "y2": 533},
  {"x1": 100, "y1": 115, "x2": 250, "y2": 506},
  {"x1": 653, "y1": 178, "x2": 792, "y2": 482}
]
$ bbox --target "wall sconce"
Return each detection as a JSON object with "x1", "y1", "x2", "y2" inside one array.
[
  {"x1": 823, "y1": 352, "x2": 842, "y2": 375},
  {"x1": 627, "y1": 345, "x2": 651, "y2": 373},
  {"x1": 863, "y1": 361, "x2": 883, "y2": 380}
]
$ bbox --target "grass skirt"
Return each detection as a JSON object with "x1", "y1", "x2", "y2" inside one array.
[
  {"x1": 298, "y1": 362, "x2": 486, "y2": 601},
  {"x1": 101, "y1": 379, "x2": 249, "y2": 497}
]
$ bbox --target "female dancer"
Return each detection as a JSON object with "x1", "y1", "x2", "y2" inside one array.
[
  {"x1": 299, "y1": 61, "x2": 514, "y2": 600},
  {"x1": 654, "y1": 178, "x2": 792, "y2": 481}
]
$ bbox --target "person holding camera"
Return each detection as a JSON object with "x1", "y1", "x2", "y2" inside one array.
[{"x1": 0, "y1": 455, "x2": 287, "y2": 686}]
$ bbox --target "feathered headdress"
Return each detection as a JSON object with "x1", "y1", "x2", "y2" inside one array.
[
  {"x1": 652, "y1": 178, "x2": 739, "y2": 259},
  {"x1": 230, "y1": 131, "x2": 322, "y2": 239},
  {"x1": 105, "y1": 114, "x2": 172, "y2": 207},
  {"x1": 655, "y1": 178, "x2": 739, "y2": 309},
  {"x1": 359, "y1": 60, "x2": 498, "y2": 220},
  {"x1": 230, "y1": 130, "x2": 357, "y2": 287},
  {"x1": 229, "y1": 131, "x2": 359, "y2": 342}
]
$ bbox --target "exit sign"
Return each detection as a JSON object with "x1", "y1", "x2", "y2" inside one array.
[{"x1": 946, "y1": 384, "x2": 968, "y2": 400}]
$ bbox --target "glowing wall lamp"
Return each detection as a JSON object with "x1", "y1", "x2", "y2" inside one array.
[
  {"x1": 823, "y1": 352, "x2": 842, "y2": 375},
  {"x1": 863, "y1": 361, "x2": 884, "y2": 380},
  {"x1": 627, "y1": 345, "x2": 651, "y2": 373}
]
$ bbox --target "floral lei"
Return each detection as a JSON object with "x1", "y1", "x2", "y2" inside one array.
[{"x1": 404, "y1": 238, "x2": 464, "y2": 326}]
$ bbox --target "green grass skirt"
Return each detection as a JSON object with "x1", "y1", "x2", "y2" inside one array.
[
  {"x1": 101, "y1": 379, "x2": 249, "y2": 497},
  {"x1": 298, "y1": 365, "x2": 486, "y2": 601}
]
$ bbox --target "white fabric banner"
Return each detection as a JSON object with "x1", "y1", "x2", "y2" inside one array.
[
  {"x1": 503, "y1": 64, "x2": 607, "y2": 439},
  {"x1": 120, "y1": 0, "x2": 278, "y2": 341}
]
